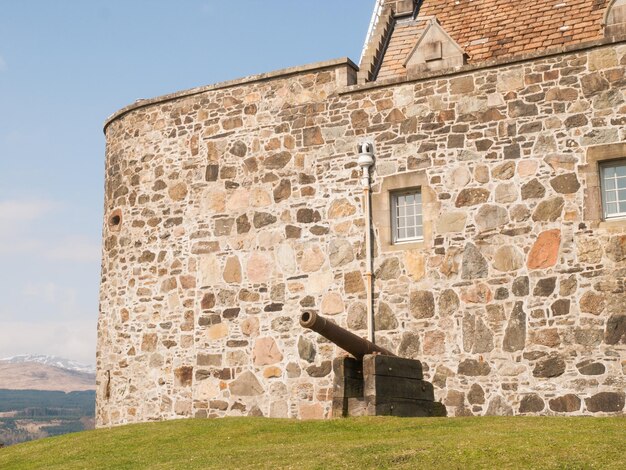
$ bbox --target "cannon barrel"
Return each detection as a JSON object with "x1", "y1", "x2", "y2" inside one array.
[{"x1": 300, "y1": 311, "x2": 396, "y2": 359}]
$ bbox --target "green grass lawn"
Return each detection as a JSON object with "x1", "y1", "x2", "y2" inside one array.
[{"x1": 0, "y1": 416, "x2": 624, "y2": 469}]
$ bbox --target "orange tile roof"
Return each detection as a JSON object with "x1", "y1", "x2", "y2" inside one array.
[
  {"x1": 374, "y1": 0, "x2": 611, "y2": 81},
  {"x1": 376, "y1": 20, "x2": 428, "y2": 81}
]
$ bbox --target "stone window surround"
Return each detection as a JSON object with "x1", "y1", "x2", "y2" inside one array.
[
  {"x1": 582, "y1": 142, "x2": 626, "y2": 229},
  {"x1": 372, "y1": 170, "x2": 437, "y2": 253}
]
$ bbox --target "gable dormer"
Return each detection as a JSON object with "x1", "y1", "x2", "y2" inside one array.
[
  {"x1": 605, "y1": 0, "x2": 626, "y2": 37},
  {"x1": 359, "y1": 1, "x2": 615, "y2": 85},
  {"x1": 404, "y1": 18, "x2": 466, "y2": 78}
]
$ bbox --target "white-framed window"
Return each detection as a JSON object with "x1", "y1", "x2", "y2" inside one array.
[
  {"x1": 391, "y1": 189, "x2": 423, "y2": 244},
  {"x1": 600, "y1": 159, "x2": 626, "y2": 220}
]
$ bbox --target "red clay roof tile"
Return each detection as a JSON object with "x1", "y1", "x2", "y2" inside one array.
[{"x1": 373, "y1": 0, "x2": 611, "y2": 81}]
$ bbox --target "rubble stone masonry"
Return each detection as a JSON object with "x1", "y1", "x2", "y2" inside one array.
[{"x1": 97, "y1": 41, "x2": 626, "y2": 426}]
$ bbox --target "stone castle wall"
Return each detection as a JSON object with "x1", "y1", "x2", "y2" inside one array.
[{"x1": 97, "y1": 42, "x2": 626, "y2": 426}]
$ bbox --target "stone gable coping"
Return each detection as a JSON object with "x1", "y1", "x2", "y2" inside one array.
[
  {"x1": 340, "y1": 34, "x2": 626, "y2": 95},
  {"x1": 103, "y1": 57, "x2": 358, "y2": 132}
]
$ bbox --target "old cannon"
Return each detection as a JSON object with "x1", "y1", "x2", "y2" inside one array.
[
  {"x1": 299, "y1": 311, "x2": 395, "y2": 359},
  {"x1": 300, "y1": 311, "x2": 446, "y2": 418}
]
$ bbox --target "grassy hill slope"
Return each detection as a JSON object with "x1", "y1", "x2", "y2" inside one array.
[{"x1": 1, "y1": 416, "x2": 625, "y2": 469}]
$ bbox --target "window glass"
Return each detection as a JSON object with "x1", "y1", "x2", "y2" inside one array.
[
  {"x1": 601, "y1": 160, "x2": 626, "y2": 219},
  {"x1": 392, "y1": 189, "x2": 423, "y2": 243}
]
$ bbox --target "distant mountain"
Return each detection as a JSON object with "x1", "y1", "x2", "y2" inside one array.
[
  {"x1": 1, "y1": 355, "x2": 95, "y2": 374},
  {"x1": 0, "y1": 362, "x2": 95, "y2": 393}
]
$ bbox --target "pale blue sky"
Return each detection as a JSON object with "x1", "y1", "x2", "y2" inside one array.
[{"x1": 0, "y1": 0, "x2": 374, "y2": 364}]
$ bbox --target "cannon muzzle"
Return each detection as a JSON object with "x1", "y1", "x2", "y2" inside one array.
[{"x1": 300, "y1": 311, "x2": 396, "y2": 359}]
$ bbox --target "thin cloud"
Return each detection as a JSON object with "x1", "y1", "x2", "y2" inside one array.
[
  {"x1": 0, "y1": 319, "x2": 96, "y2": 365},
  {"x1": 0, "y1": 199, "x2": 58, "y2": 223},
  {"x1": 0, "y1": 55, "x2": 6, "y2": 72},
  {"x1": 0, "y1": 199, "x2": 100, "y2": 263},
  {"x1": 45, "y1": 236, "x2": 101, "y2": 263}
]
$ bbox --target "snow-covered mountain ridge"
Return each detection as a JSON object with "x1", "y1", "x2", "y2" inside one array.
[{"x1": 1, "y1": 355, "x2": 95, "y2": 374}]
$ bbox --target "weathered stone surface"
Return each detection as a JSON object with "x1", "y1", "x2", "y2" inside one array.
[
  {"x1": 296, "y1": 208, "x2": 321, "y2": 224},
  {"x1": 344, "y1": 271, "x2": 365, "y2": 294},
  {"x1": 223, "y1": 257, "x2": 242, "y2": 284},
  {"x1": 458, "y1": 359, "x2": 491, "y2": 376},
  {"x1": 347, "y1": 302, "x2": 367, "y2": 330},
  {"x1": 437, "y1": 212, "x2": 467, "y2": 233},
  {"x1": 533, "y1": 277, "x2": 556, "y2": 297},
  {"x1": 606, "y1": 236, "x2": 626, "y2": 262},
  {"x1": 550, "y1": 173, "x2": 580, "y2": 194},
  {"x1": 549, "y1": 394, "x2": 581, "y2": 413},
  {"x1": 404, "y1": 250, "x2": 425, "y2": 281},
  {"x1": 328, "y1": 198, "x2": 356, "y2": 219},
  {"x1": 527, "y1": 230, "x2": 561, "y2": 269},
  {"x1": 576, "y1": 359, "x2": 605, "y2": 376},
  {"x1": 463, "y1": 313, "x2": 494, "y2": 353},
  {"x1": 456, "y1": 188, "x2": 490, "y2": 207},
  {"x1": 410, "y1": 290, "x2": 435, "y2": 319},
  {"x1": 247, "y1": 252, "x2": 272, "y2": 283},
  {"x1": 492, "y1": 161, "x2": 515, "y2": 180},
  {"x1": 439, "y1": 289, "x2": 460, "y2": 316},
  {"x1": 551, "y1": 299, "x2": 570, "y2": 317},
  {"x1": 253, "y1": 211, "x2": 277, "y2": 229},
  {"x1": 375, "y1": 302, "x2": 398, "y2": 330},
  {"x1": 321, "y1": 292, "x2": 344, "y2": 315},
  {"x1": 398, "y1": 331, "x2": 420, "y2": 359},
  {"x1": 585, "y1": 392, "x2": 625, "y2": 413},
  {"x1": 174, "y1": 366, "x2": 193, "y2": 387},
  {"x1": 503, "y1": 301, "x2": 526, "y2": 352},
  {"x1": 521, "y1": 179, "x2": 546, "y2": 200},
  {"x1": 533, "y1": 353, "x2": 566, "y2": 378},
  {"x1": 229, "y1": 371, "x2": 264, "y2": 396},
  {"x1": 297, "y1": 336, "x2": 316, "y2": 363},
  {"x1": 376, "y1": 257, "x2": 401, "y2": 281},
  {"x1": 264, "y1": 152, "x2": 292, "y2": 169},
  {"x1": 512, "y1": 276, "x2": 530, "y2": 296},
  {"x1": 462, "y1": 243, "x2": 489, "y2": 279},
  {"x1": 328, "y1": 239, "x2": 354, "y2": 267},
  {"x1": 475, "y1": 205, "x2": 508, "y2": 232},
  {"x1": 273, "y1": 179, "x2": 292, "y2": 203},
  {"x1": 142, "y1": 333, "x2": 158, "y2": 352},
  {"x1": 519, "y1": 394, "x2": 545, "y2": 413},
  {"x1": 486, "y1": 395, "x2": 513, "y2": 416},
  {"x1": 448, "y1": 167, "x2": 471, "y2": 188},
  {"x1": 605, "y1": 314, "x2": 626, "y2": 345},
  {"x1": 576, "y1": 238, "x2": 603, "y2": 264},
  {"x1": 495, "y1": 182, "x2": 518, "y2": 203},
  {"x1": 301, "y1": 245, "x2": 326, "y2": 273},
  {"x1": 493, "y1": 245, "x2": 524, "y2": 272},
  {"x1": 580, "y1": 291, "x2": 606, "y2": 315},
  {"x1": 99, "y1": 39, "x2": 626, "y2": 424},
  {"x1": 468, "y1": 384, "x2": 485, "y2": 405},
  {"x1": 532, "y1": 197, "x2": 564, "y2": 222},
  {"x1": 306, "y1": 361, "x2": 331, "y2": 378}
]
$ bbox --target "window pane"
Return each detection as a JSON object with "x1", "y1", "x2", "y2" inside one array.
[
  {"x1": 606, "y1": 191, "x2": 616, "y2": 203},
  {"x1": 619, "y1": 190, "x2": 626, "y2": 201},
  {"x1": 605, "y1": 179, "x2": 616, "y2": 190},
  {"x1": 392, "y1": 190, "x2": 423, "y2": 242},
  {"x1": 618, "y1": 177, "x2": 626, "y2": 189},
  {"x1": 605, "y1": 166, "x2": 617, "y2": 178},
  {"x1": 617, "y1": 165, "x2": 626, "y2": 177},
  {"x1": 620, "y1": 202, "x2": 626, "y2": 213},
  {"x1": 606, "y1": 202, "x2": 618, "y2": 215}
]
